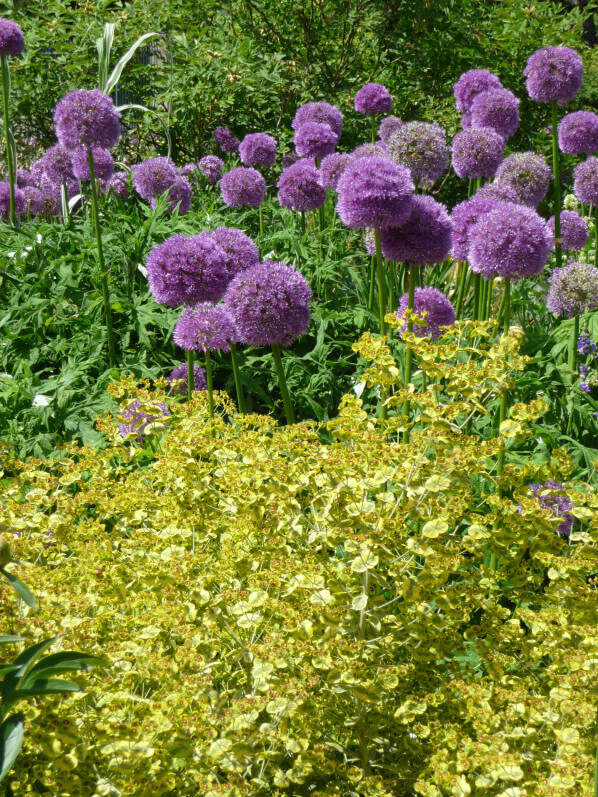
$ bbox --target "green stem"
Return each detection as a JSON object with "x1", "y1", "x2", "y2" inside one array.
[
  {"x1": 473, "y1": 274, "x2": 481, "y2": 321},
  {"x1": 272, "y1": 343, "x2": 295, "y2": 425},
  {"x1": 300, "y1": 211, "x2": 305, "y2": 237},
  {"x1": 186, "y1": 349, "x2": 194, "y2": 402},
  {"x1": 205, "y1": 349, "x2": 214, "y2": 419},
  {"x1": 368, "y1": 254, "x2": 376, "y2": 311},
  {"x1": 402, "y1": 263, "x2": 417, "y2": 443},
  {"x1": 371, "y1": 116, "x2": 376, "y2": 144},
  {"x1": 259, "y1": 204, "x2": 264, "y2": 237},
  {"x1": 230, "y1": 342, "x2": 246, "y2": 414},
  {"x1": 552, "y1": 101, "x2": 562, "y2": 270},
  {"x1": 1, "y1": 56, "x2": 16, "y2": 226},
  {"x1": 595, "y1": 207, "x2": 598, "y2": 270},
  {"x1": 455, "y1": 262, "x2": 468, "y2": 320},
  {"x1": 496, "y1": 279, "x2": 510, "y2": 482},
  {"x1": 568, "y1": 315, "x2": 580, "y2": 376},
  {"x1": 374, "y1": 229, "x2": 386, "y2": 336},
  {"x1": 486, "y1": 277, "x2": 494, "y2": 320},
  {"x1": 386, "y1": 259, "x2": 395, "y2": 330}
]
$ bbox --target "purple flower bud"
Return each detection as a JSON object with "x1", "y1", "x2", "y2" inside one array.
[
  {"x1": 239, "y1": 133, "x2": 277, "y2": 167},
  {"x1": 294, "y1": 122, "x2": 338, "y2": 159},
  {"x1": 72, "y1": 147, "x2": 114, "y2": 182},
  {"x1": 573, "y1": 156, "x2": 598, "y2": 206},
  {"x1": 210, "y1": 226, "x2": 260, "y2": 281},
  {"x1": 380, "y1": 194, "x2": 452, "y2": 265},
  {"x1": 388, "y1": 121, "x2": 449, "y2": 188},
  {"x1": 213, "y1": 127, "x2": 240, "y2": 153},
  {"x1": 197, "y1": 155, "x2": 225, "y2": 183},
  {"x1": 354, "y1": 83, "x2": 392, "y2": 115},
  {"x1": 54, "y1": 89, "x2": 121, "y2": 151},
  {"x1": 277, "y1": 159, "x2": 326, "y2": 211},
  {"x1": 336, "y1": 155, "x2": 414, "y2": 230},
  {"x1": 0, "y1": 181, "x2": 25, "y2": 217},
  {"x1": 220, "y1": 166, "x2": 266, "y2": 208},
  {"x1": 546, "y1": 210, "x2": 588, "y2": 252},
  {"x1": 292, "y1": 102, "x2": 343, "y2": 137},
  {"x1": 494, "y1": 151, "x2": 552, "y2": 207},
  {"x1": 469, "y1": 88, "x2": 520, "y2": 140},
  {"x1": 0, "y1": 17, "x2": 24, "y2": 57},
  {"x1": 378, "y1": 116, "x2": 403, "y2": 144},
  {"x1": 450, "y1": 195, "x2": 506, "y2": 261},
  {"x1": 451, "y1": 127, "x2": 505, "y2": 180},
  {"x1": 524, "y1": 46, "x2": 584, "y2": 106},
  {"x1": 119, "y1": 399, "x2": 170, "y2": 444},
  {"x1": 173, "y1": 302, "x2": 238, "y2": 352},
  {"x1": 453, "y1": 69, "x2": 503, "y2": 114},
  {"x1": 396, "y1": 286, "x2": 455, "y2": 340},
  {"x1": 558, "y1": 111, "x2": 598, "y2": 155},
  {"x1": 318, "y1": 152, "x2": 351, "y2": 190},
  {"x1": 546, "y1": 260, "x2": 598, "y2": 317},
  {"x1": 168, "y1": 362, "x2": 207, "y2": 394}
]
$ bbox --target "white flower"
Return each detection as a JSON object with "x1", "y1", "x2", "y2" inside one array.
[
  {"x1": 32, "y1": 393, "x2": 52, "y2": 407},
  {"x1": 353, "y1": 380, "x2": 366, "y2": 398},
  {"x1": 137, "y1": 264, "x2": 148, "y2": 277}
]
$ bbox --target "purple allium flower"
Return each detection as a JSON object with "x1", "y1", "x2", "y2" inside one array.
[
  {"x1": 547, "y1": 210, "x2": 588, "y2": 252},
  {"x1": 578, "y1": 333, "x2": 597, "y2": 356},
  {"x1": 379, "y1": 116, "x2": 403, "y2": 144},
  {"x1": 558, "y1": 111, "x2": 598, "y2": 155},
  {"x1": 105, "y1": 170, "x2": 130, "y2": 199},
  {"x1": 213, "y1": 127, "x2": 240, "y2": 153},
  {"x1": 450, "y1": 195, "x2": 505, "y2": 261},
  {"x1": 220, "y1": 166, "x2": 266, "y2": 208},
  {"x1": 224, "y1": 260, "x2": 312, "y2": 347},
  {"x1": 173, "y1": 302, "x2": 237, "y2": 352},
  {"x1": 474, "y1": 182, "x2": 520, "y2": 203},
  {"x1": 0, "y1": 18, "x2": 24, "y2": 57},
  {"x1": 239, "y1": 133, "x2": 277, "y2": 167},
  {"x1": 470, "y1": 88, "x2": 520, "y2": 140},
  {"x1": 197, "y1": 155, "x2": 225, "y2": 183},
  {"x1": 119, "y1": 399, "x2": 170, "y2": 444},
  {"x1": 387, "y1": 121, "x2": 450, "y2": 187},
  {"x1": 277, "y1": 159, "x2": 326, "y2": 211},
  {"x1": 453, "y1": 69, "x2": 503, "y2": 114},
  {"x1": 282, "y1": 151, "x2": 300, "y2": 169},
  {"x1": 145, "y1": 233, "x2": 228, "y2": 307},
  {"x1": 336, "y1": 155, "x2": 414, "y2": 230},
  {"x1": 524, "y1": 46, "x2": 584, "y2": 106},
  {"x1": 132, "y1": 156, "x2": 180, "y2": 201},
  {"x1": 468, "y1": 202, "x2": 550, "y2": 281},
  {"x1": 71, "y1": 147, "x2": 114, "y2": 182},
  {"x1": 494, "y1": 151, "x2": 552, "y2": 207},
  {"x1": 380, "y1": 194, "x2": 452, "y2": 265},
  {"x1": 351, "y1": 141, "x2": 388, "y2": 159},
  {"x1": 461, "y1": 112, "x2": 473, "y2": 130},
  {"x1": 16, "y1": 169, "x2": 33, "y2": 188},
  {"x1": 168, "y1": 362, "x2": 207, "y2": 394},
  {"x1": 22, "y1": 186, "x2": 60, "y2": 218},
  {"x1": 294, "y1": 122, "x2": 338, "y2": 159},
  {"x1": 210, "y1": 226, "x2": 260, "y2": 280},
  {"x1": 546, "y1": 260, "x2": 598, "y2": 317},
  {"x1": 53, "y1": 89, "x2": 121, "y2": 151},
  {"x1": 573, "y1": 157, "x2": 598, "y2": 206},
  {"x1": 354, "y1": 83, "x2": 393, "y2": 115},
  {"x1": 0, "y1": 182, "x2": 25, "y2": 216},
  {"x1": 38, "y1": 144, "x2": 74, "y2": 185},
  {"x1": 180, "y1": 162, "x2": 198, "y2": 178},
  {"x1": 318, "y1": 152, "x2": 351, "y2": 190},
  {"x1": 21, "y1": 187, "x2": 44, "y2": 216},
  {"x1": 292, "y1": 102, "x2": 343, "y2": 137},
  {"x1": 163, "y1": 176, "x2": 192, "y2": 215},
  {"x1": 451, "y1": 127, "x2": 505, "y2": 180},
  {"x1": 396, "y1": 286, "x2": 455, "y2": 340},
  {"x1": 529, "y1": 480, "x2": 574, "y2": 537}
]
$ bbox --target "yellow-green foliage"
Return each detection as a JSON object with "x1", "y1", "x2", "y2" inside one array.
[{"x1": 1, "y1": 322, "x2": 598, "y2": 796}]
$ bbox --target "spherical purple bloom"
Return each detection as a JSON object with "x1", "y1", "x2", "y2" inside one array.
[
  {"x1": 164, "y1": 176, "x2": 192, "y2": 215},
  {"x1": 387, "y1": 121, "x2": 450, "y2": 187},
  {"x1": 16, "y1": 169, "x2": 33, "y2": 188},
  {"x1": 71, "y1": 147, "x2": 114, "y2": 182},
  {"x1": 470, "y1": 88, "x2": 520, "y2": 140},
  {"x1": 379, "y1": 116, "x2": 403, "y2": 144},
  {"x1": 546, "y1": 260, "x2": 598, "y2": 317},
  {"x1": 292, "y1": 102, "x2": 343, "y2": 137},
  {"x1": 0, "y1": 182, "x2": 25, "y2": 217},
  {"x1": 468, "y1": 202, "x2": 550, "y2": 281},
  {"x1": 573, "y1": 157, "x2": 598, "y2": 206},
  {"x1": 354, "y1": 83, "x2": 392, "y2": 115},
  {"x1": 351, "y1": 141, "x2": 388, "y2": 159},
  {"x1": 336, "y1": 155, "x2": 414, "y2": 230},
  {"x1": 294, "y1": 122, "x2": 338, "y2": 159},
  {"x1": 547, "y1": 210, "x2": 588, "y2": 252},
  {"x1": 210, "y1": 226, "x2": 260, "y2": 280},
  {"x1": 38, "y1": 144, "x2": 74, "y2": 185},
  {"x1": 220, "y1": 166, "x2": 266, "y2": 208},
  {"x1": 277, "y1": 159, "x2": 326, "y2": 211},
  {"x1": 168, "y1": 362, "x2": 207, "y2": 394},
  {"x1": 197, "y1": 155, "x2": 225, "y2": 183},
  {"x1": 450, "y1": 195, "x2": 505, "y2": 261},
  {"x1": 22, "y1": 186, "x2": 60, "y2": 218},
  {"x1": 474, "y1": 182, "x2": 520, "y2": 203},
  {"x1": 380, "y1": 194, "x2": 452, "y2": 265},
  {"x1": 53, "y1": 89, "x2": 121, "y2": 151},
  {"x1": 524, "y1": 46, "x2": 583, "y2": 106},
  {"x1": 225, "y1": 260, "x2": 312, "y2": 347},
  {"x1": 558, "y1": 111, "x2": 598, "y2": 155},
  {"x1": 239, "y1": 133, "x2": 277, "y2": 167},
  {"x1": 396, "y1": 286, "x2": 455, "y2": 340},
  {"x1": 282, "y1": 151, "x2": 300, "y2": 169},
  {"x1": 213, "y1": 127, "x2": 240, "y2": 153},
  {"x1": 0, "y1": 18, "x2": 24, "y2": 57},
  {"x1": 132, "y1": 156, "x2": 179, "y2": 200},
  {"x1": 173, "y1": 302, "x2": 237, "y2": 352},
  {"x1": 494, "y1": 151, "x2": 552, "y2": 207},
  {"x1": 451, "y1": 127, "x2": 505, "y2": 180},
  {"x1": 318, "y1": 152, "x2": 351, "y2": 190},
  {"x1": 119, "y1": 399, "x2": 170, "y2": 444},
  {"x1": 461, "y1": 112, "x2": 473, "y2": 130},
  {"x1": 180, "y1": 162, "x2": 198, "y2": 178},
  {"x1": 145, "y1": 232, "x2": 228, "y2": 307},
  {"x1": 105, "y1": 170, "x2": 130, "y2": 199},
  {"x1": 453, "y1": 69, "x2": 503, "y2": 114},
  {"x1": 530, "y1": 480, "x2": 574, "y2": 537}
]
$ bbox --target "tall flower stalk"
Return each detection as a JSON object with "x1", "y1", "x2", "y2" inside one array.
[
  {"x1": 1, "y1": 56, "x2": 16, "y2": 225},
  {"x1": 272, "y1": 344, "x2": 294, "y2": 425},
  {"x1": 229, "y1": 342, "x2": 246, "y2": 414},
  {"x1": 551, "y1": 101, "x2": 563, "y2": 269}
]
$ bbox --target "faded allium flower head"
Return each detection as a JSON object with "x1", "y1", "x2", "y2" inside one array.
[
  {"x1": 239, "y1": 133, "x2": 277, "y2": 167},
  {"x1": 547, "y1": 211, "x2": 588, "y2": 252},
  {"x1": 173, "y1": 302, "x2": 237, "y2": 352},
  {"x1": 213, "y1": 127, "x2": 240, "y2": 153},
  {"x1": 210, "y1": 226, "x2": 260, "y2": 280},
  {"x1": 379, "y1": 116, "x2": 403, "y2": 143},
  {"x1": 145, "y1": 232, "x2": 228, "y2": 307},
  {"x1": 0, "y1": 182, "x2": 25, "y2": 216},
  {"x1": 388, "y1": 121, "x2": 450, "y2": 187},
  {"x1": 468, "y1": 202, "x2": 550, "y2": 281},
  {"x1": 450, "y1": 195, "x2": 504, "y2": 261},
  {"x1": 225, "y1": 260, "x2": 312, "y2": 347},
  {"x1": 292, "y1": 102, "x2": 343, "y2": 137},
  {"x1": 294, "y1": 122, "x2": 338, "y2": 159},
  {"x1": 469, "y1": 88, "x2": 520, "y2": 140},
  {"x1": 529, "y1": 481, "x2": 574, "y2": 538},
  {"x1": 558, "y1": 111, "x2": 598, "y2": 155},
  {"x1": 451, "y1": 127, "x2": 505, "y2": 180},
  {"x1": 168, "y1": 362, "x2": 207, "y2": 394},
  {"x1": 105, "y1": 170, "x2": 130, "y2": 199},
  {"x1": 453, "y1": 69, "x2": 502, "y2": 113},
  {"x1": 351, "y1": 141, "x2": 388, "y2": 159},
  {"x1": 119, "y1": 399, "x2": 170, "y2": 444},
  {"x1": 524, "y1": 46, "x2": 583, "y2": 106},
  {"x1": 133, "y1": 156, "x2": 180, "y2": 201},
  {"x1": 573, "y1": 157, "x2": 598, "y2": 206},
  {"x1": 220, "y1": 167, "x2": 266, "y2": 208},
  {"x1": 197, "y1": 155, "x2": 225, "y2": 183},
  {"x1": 494, "y1": 151, "x2": 551, "y2": 207},
  {"x1": 354, "y1": 83, "x2": 393, "y2": 115},
  {"x1": 318, "y1": 152, "x2": 351, "y2": 190},
  {"x1": 54, "y1": 89, "x2": 121, "y2": 151},
  {"x1": 396, "y1": 286, "x2": 455, "y2": 339},
  {"x1": 546, "y1": 260, "x2": 598, "y2": 317},
  {"x1": 0, "y1": 18, "x2": 24, "y2": 56},
  {"x1": 282, "y1": 151, "x2": 300, "y2": 169},
  {"x1": 277, "y1": 159, "x2": 326, "y2": 211},
  {"x1": 39, "y1": 144, "x2": 74, "y2": 185},
  {"x1": 364, "y1": 228, "x2": 376, "y2": 256},
  {"x1": 71, "y1": 147, "x2": 114, "y2": 182},
  {"x1": 380, "y1": 195, "x2": 452, "y2": 265},
  {"x1": 336, "y1": 155, "x2": 414, "y2": 230}
]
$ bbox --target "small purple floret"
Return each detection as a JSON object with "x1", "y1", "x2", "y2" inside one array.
[
  {"x1": 214, "y1": 127, "x2": 240, "y2": 153},
  {"x1": 119, "y1": 399, "x2": 170, "y2": 444},
  {"x1": 0, "y1": 182, "x2": 25, "y2": 216},
  {"x1": 318, "y1": 152, "x2": 351, "y2": 190},
  {"x1": 168, "y1": 362, "x2": 207, "y2": 394},
  {"x1": 529, "y1": 481, "x2": 574, "y2": 538}
]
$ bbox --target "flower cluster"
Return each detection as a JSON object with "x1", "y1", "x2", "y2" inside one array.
[
  {"x1": 354, "y1": 83, "x2": 392, "y2": 115},
  {"x1": 546, "y1": 210, "x2": 588, "y2": 252},
  {"x1": 380, "y1": 195, "x2": 452, "y2": 265},
  {"x1": 239, "y1": 133, "x2": 277, "y2": 167},
  {"x1": 0, "y1": 17, "x2": 24, "y2": 56},
  {"x1": 336, "y1": 155, "x2": 414, "y2": 230},
  {"x1": 278, "y1": 159, "x2": 326, "y2": 211},
  {"x1": 558, "y1": 111, "x2": 598, "y2": 155},
  {"x1": 118, "y1": 399, "x2": 170, "y2": 444},
  {"x1": 469, "y1": 88, "x2": 520, "y2": 140},
  {"x1": 220, "y1": 167, "x2": 266, "y2": 208},
  {"x1": 209, "y1": 226, "x2": 260, "y2": 280},
  {"x1": 529, "y1": 481, "x2": 575, "y2": 538},
  {"x1": 168, "y1": 362, "x2": 207, "y2": 394},
  {"x1": 378, "y1": 116, "x2": 403, "y2": 143},
  {"x1": 524, "y1": 46, "x2": 583, "y2": 106},
  {"x1": 173, "y1": 303, "x2": 237, "y2": 352},
  {"x1": 453, "y1": 69, "x2": 502, "y2": 114},
  {"x1": 451, "y1": 127, "x2": 505, "y2": 180},
  {"x1": 54, "y1": 89, "x2": 121, "y2": 151},
  {"x1": 573, "y1": 157, "x2": 598, "y2": 206},
  {"x1": 214, "y1": 127, "x2": 240, "y2": 153},
  {"x1": 294, "y1": 122, "x2": 338, "y2": 159},
  {"x1": 546, "y1": 260, "x2": 598, "y2": 318},
  {"x1": 396, "y1": 287, "x2": 455, "y2": 340},
  {"x1": 197, "y1": 155, "x2": 225, "y2": 183},
  {"x1": 318, "y1": 152, "x2": 351, "y2": 190},
  {"x1": 292, "y1": 102, "x2": 343, "y2": 137},
  {"x1": 494, "y1": 151, "x2": 551, "y2": 207},
  {"x1": 72, "y1": 147, "x2": 114, "y2": 182},
  {"x1": 450, "y1": 194, "x2": 504, "y2": 261},
  {"x1": 387, "y1": 121, "x2": 449, "y2": 187}
]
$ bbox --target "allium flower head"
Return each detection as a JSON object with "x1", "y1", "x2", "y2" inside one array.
[
  {"x1": 292, "y1": 102, "x2": 343, "y2": 137},
  {"x1": 16, "y1": 169, "x2": 33, "y2": 188},
  {"x1": 351, "y1": 141, "x2": 388, "y2": 159},
  {"x1": 529, "y1": 481, "x2": 574, "y2": 537},
  {"x1": 210, "y1": 226, "x2": 260, "y2": 280},
  {"x1": 282, "y1": 151, "x2": 300, "y2": 169},
  {"x1": 168, "y1": 362, "x2": 207, "y2": 394},
  {"x1": 165, "y1": 177, "x2": 193, "y2": 215},
  {"x1": 546, "y1": 260, "x2": 598, "y2": 317},
  {"x1": 197, "y1": 155, "x2": 225, "y2": 183},
  {"x1": 54, "y1": 89, "x2": 121, "y2": 151},
  {"x1": 524, "y1": 46, "x2": 583, "y2": 106},
  {"x1": 336, "y1": 155, "x2": 414, "y2": 230},
  {"x1": 145, "y1": 232, "x2": 228, "y2": 307},
  {"x1": 213, "y1": 127, "x2": 240, "y2": 153},
  {"x1": 0, "y1": 182, "x2": 25, "y2": 217},
  {"x1": 470, "y1": 88, "x2": 520, "y2": 140},
  {"x1": 220, "y1": 166, "x2": 266, "y2": 208},
  {"x1": 318, "y1": 152, "x2": 351, "y2": 190},
  {"x1": 173, "y1": 302, "x2": 237, "y2": 352},
  {"x1": 379, "y1": 116, "x2": 403, "y2": 143},
  {"x1": 105, "y1": 170, "x2": 130, "y2": 199},
  {"x1": 294, "y1": 122, "x2": 338, "y2": 159},
  {"x1": 133, "y1": 156, "x2": 180, "y2": 201},
  {"x1": 119, "y1": 399, "x2": 170, "y2": 444},
  {"x1": 239, "y1": 133, "x2": 277, "y2": 167},
  {"x1": 225, "y1": 260, "x2": 312, "y2": 347},
  {"x1": 277, "y1": 159, "x2": 326, "y2": 211},
  {"x1": 451, "y1": 127, "x2": 505, "y2": 180},
  {"x1": 396, "y1": 286, "x2": 455, "y2": 339},
  {"x1": 468, "y1": 202, "x2": 550, "y2": 281},
  {"x1": 388, "y1": 121, "x2": 450, "y2": 187},
  {"x1": 39, "y1": 144, "x2": 74, "y2": 185},
  {"x1": 453, "y1": 69, "x2": 502, "y2": 114},
  {"x1": 354, "y1": 83, "x2": 392, "y2": 115},
  {"x1": 475, "y1": 182, "x2": 520, "y2": 203},
  {"x1": 547, "y1": 210, "x2": 588, "y2": 252},
  {"x1": 380, "y1": 194, "x2": 452, "y2": 265},
  {"x1": 573, "y1": 156, "x2": 598, "y2": 206},
  {"x1": 72, "y1": 147, "x2": 114, "y2": 182},
  {"x1": 558, "y1": 111, "x2": 598, "y2": 155},
  {"x1": 0, "y1": 18, "x2": 24, "y2": 57},
  {"x1": 494, "y1": 151, "x2": 551, "y2": 207},
  {"x1": 450, "y1": 195, "x2": 505, "y2": 261}
]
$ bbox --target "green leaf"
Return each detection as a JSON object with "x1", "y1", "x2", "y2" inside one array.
[
  {"x1": 7, "y1": 679, "x2": 82, "y2": 704},
  {"x1": 1, "y1": 570, "x2": 37, "y2": 609},
  {"x1": 21, "y1": 652, "x2": 107, "y2": 687},
  {"x1": 104, "y1": 32, "x2": 162, "y2": 95},
  {"x1": 118, "y1": 104, "x2": 172, "y2": 159},
  {"x1": 0, "y1": 638, "x2": 57, "y2": 704},
  {"x1": 0, "y1": 712, "x2": 25, "y2": 783},
  {"x1": 0, "y1": 637, "x2": 25, "y2": 646}
]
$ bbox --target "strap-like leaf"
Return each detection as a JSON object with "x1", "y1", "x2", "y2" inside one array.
[
  {"x1": 0, "y1": 665, "x2": 20, "y2": 677},
  {"x1": 1, "y1": 570, "x2": 37, "y2": 609},
  {"x1": 0, "y1": 638, "x2": 56, "y2": 703},
  {"x1": 0, "y1": 637, "x2": 25, "y2": 646},
  {"x1": 21, "y1": 652, "x2": 106, "y2": 687},
  {"x1": 0, "y1": 712, "x2": 25, "y2": 783},
  {"x1": 104, "y1": 32, "x2": 161, "y2": 96},
  {"x1": 97, "y1": 22, "x2": 115, "y2": 92},
  {"x1": 7, "y1": 679, "x2": 81, "y2": 703}
]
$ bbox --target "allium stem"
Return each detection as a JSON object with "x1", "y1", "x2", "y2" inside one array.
[
  {"x1": 300, "y1": 210, "x2": 306, "y2": 237},
  {"x1": 455, "y1": 262, "x2": 468, "y2": 320},
  {"x1": 370, "y1": 116, "x2": 376, "y2": 144},
  {"x1": 272, "y1": 343, "x2": 295, "y2": 425},
  {"x1": 473, "y1": 273, "x2": 481, "y2": 321},
  {"x1": 552, "y1": 100, "x2": 563, "y2": 269},
  {"x1": 186, "y1": 350, "x2": 194, "y2": 402},
  {"x1": 595, "y1": 206, "x2": 598, "y2": 269},
  {"x1": 88, "y1": 149, "x2": 117, "y2": 369},
  {"x1": 402, "y1": 263, "x2": 418, "y2": 443},
  {"x1": 230, "y1": 342, "x2": 246, "y2": 414},
  {"x1": 368, "y1": 255, "x2": 376, "y2": 311},
  {"x1": 374, "y1": 229, "x2": 387, "y2": 336},
  {"x1": 259, "y1": 204, "x2": 264, "y2": 237},
  {"x1": 568, "y1": 314, "x2": 580, "y2": 376},
  {"x1": 496, "y1": 278, "x2": 511, "y2": 490},
  {"x1": 205, "y1": 349, "x2": 214, "y2": 419},
  {"x1": 1, "y1": 56, "x2": 16, "y2": 226}
]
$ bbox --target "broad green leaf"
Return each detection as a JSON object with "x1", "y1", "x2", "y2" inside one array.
[
  {"x1": 0, "y1": 712, "x2": 25, "y2": 783},
  {"x1": 1, "y1": 570, "x2": 37, "y2": 609}
]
